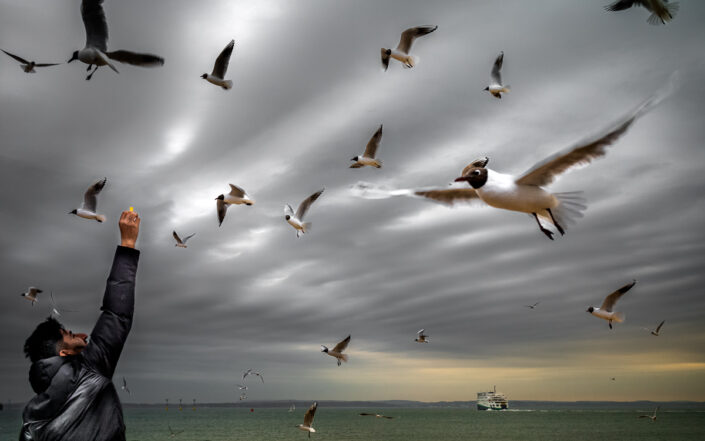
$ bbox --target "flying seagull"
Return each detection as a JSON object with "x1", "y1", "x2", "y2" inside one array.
[
  {"x1": 525, "y1": 302, "x2": 540, "y2": 309},
  {"x1": 239, "y1": 393, "x2": 247, "y2": 401},
  {"x1": 414, "y1": 329, "x2": 429, "y2": 343},
  {"x1": 285, "y1": 188, "x2": 324, "y2": 238},
  {"x1": 1, "y1": 49, "x2": 59, "y2": 73},
  {"x1": 21, "y1": 287, "x2": 43, "y2": 305},
  {"x1": 296, "y1": 401, "x2": 317, "y2": 438},
  {"x1": 321, "y1": 335, "x2": 350, "y2": 366},
  {"x1": 242, "y1": 369, "x2": 264, "y2": 383},
  {"x1": 121, "y1": 377, "x2": 131, "y2": 395},
  {"x1": 350, "y1": 124, "x2": 384, "y2": 169},
  {"x1": 168, "y1": 425, "x2": 184, "y2": 438},
  {"x1": 173, "y1": 231, "x2": 196, "y2": 248},
  {"x1": 360, "y1": 413, "x2": 394, "y2": 419},
  {"x1": 216, "y1": 183, "x2": 254, "y2": 227},
  {"x1": 644, "y1": 320, "x2": 665, "y2": 336},
  {"x1": 587, "y1": 280, "x2": 636, "y2": 329},
  {"x1": 289, "y1": 403, "x2": 296, "y2": 412},
  {"x1": 70, "y1": 177, "x2": 107, "y2": 222},
  {"x1": 638, "y1": 406, "x2": 659, "y2": 421},
  {"x1": 454, "y1": 82, "x2": 675, "y2": 240},
  {"x1": 605, "y1": 0, "x2": 678, "y2": 25},
  {"x1": 67, "y1": 0, "x2": 164, "y2": 80},
  {"x1": 381, "y1": 25, "x2": 437, "y2": 70},
  {"x1": 202, "y1": 39, "x2": 234, "y2": 90},
  {"x1": 485, "y1": 51, "x2": 510, "y2": 99}
]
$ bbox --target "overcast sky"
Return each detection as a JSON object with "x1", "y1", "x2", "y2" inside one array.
[{"x1": 1, "y1": 0, "x2": 704, "y2": 404}]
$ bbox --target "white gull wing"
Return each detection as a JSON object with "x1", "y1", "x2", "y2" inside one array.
[
  {"x1": 296, "y1": 188, "x2": 324, "y2": 220},
  {"x1": 228, "y1": 184, "x2": 246, "y2": 198},
  {"x1": 82, "y1": 177, "x2": 107, "y2": 212},
  {"x1": 363, "y1": 124, "x2": 383, "y2": 158},
  {"x1": 181, "y1": 233, "x2": 196, "y2": 244},
  {"x1": 81, "y1": 0, "x2": 108, "y2": 52},
  {"x1": 516, "y1": 78, "x2": 677, "y2": 187},
  {"x1": 212, "y1": 40, "x2": 234, "y2": 79},
  {"x1": 601, "y1": 280, "x2": 636, "y2": 312},
  {"x1": 396, "y1": 26, "x2": 438, "y2": 54},
  {"x1": 351, "y1": 181, "x2": 483, "y2": 207},
  {"x1": 491, "y1": 51, "x2": 503, "y2": 85}
]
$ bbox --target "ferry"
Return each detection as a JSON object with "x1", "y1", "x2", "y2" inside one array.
[{"x1": 477, "y1": 386, "x2": 508, "y2": 410}]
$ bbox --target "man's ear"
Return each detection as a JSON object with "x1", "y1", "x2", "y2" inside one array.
[{"x1": 59, "y1": 347, "x2": 77, "y2": 357}]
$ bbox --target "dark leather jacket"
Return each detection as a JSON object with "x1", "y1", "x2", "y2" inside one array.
[{"x1": 20, "y1": 246, "x2": 140, "y2": 441}]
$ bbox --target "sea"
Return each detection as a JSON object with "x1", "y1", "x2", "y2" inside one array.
[{"x1": 1, "y1": 406, "x2": 704, "y2": 441}]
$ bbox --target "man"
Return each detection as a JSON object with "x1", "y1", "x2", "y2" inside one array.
[{"x1": 20, "y1": 210, "x2": 141, "y2": 441}]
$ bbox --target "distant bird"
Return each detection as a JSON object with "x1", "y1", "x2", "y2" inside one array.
[
  {"x1": 351, "y1": 157, "x2": 490, "y2": 206},
  {"x1": 381, "y1": 25, "x2": 437, "y2": 70},
  {"x1": 21, "y1": 287, "x2": 42, "y2": 305},
  {"x1": 239, "y1": 393, "x2": 247, "y2": 401},
  {"x1": 350, "y1": 125, "x2": 384, "y2": 169},
  {"x1": 173, "y1": 231, "x2": 196, "y2": 248},
  {"x1": 69, "y1": 177, "x2": 107, "y2": 222},
  {"x1": 644, "y1": 320, "x2": 666, "y2": 336},
  {"x1": 605, "y1": 0, "x2": 678, "y2": 25},
  {"x1": 296, "y1": 401, "x2": 317, "y2": 438},
  {"x1": 524, "y1": 302, "x2": 540, "y2": 309},
  {"x1": 1, "y1": 49, "x2": 59, "y2": 73},
  {"x1": 216, "y1": 183, "x2": 254, "y2": 227},
  {"x1": 321, "y1": 335, "x2": 350, "y2": 366},
  {"x1": 360, "y1": 413, "x2": 394, "y2": 419},
  {"x1": 289, "y1": 403, "x2": 296, "y2": 412},
  {"x1": 414, "y1": 329, "x2": 429, "y2": 343},
  {"x1": 168, "y1": 425, "x2": 184, "y2": 438},
  {"x1": 236, "y1": 384, "x2": 248, "y2": 391},
  {"x1": 202, "y1": 40, "x2": 234, "y2": 90},
  {"x1": 67, "y1": 0, "x2": 164, "y2": 80},
  {"x1": 611, "y1": 377, "x2": 616, "y2": 381},
  {"x1": 484, "y1": 51, "x2": 510, "y2": 99},
  {"x1": 454, "y1": 83, "x2": 674, "y2": 240},
  {"x1": 242, "y1": 369, "x2": 264, "y2": 383},
  {"x1": 285, "y1": 188, "x2": 324, "y2": 238},
  {"x1": 638, "y1": 406, "x2": 659, "y2": 421},
  {"x1": 121, "y1": 377, "x2": 131, "y2": 395},
  {"x1": 587, "y1": 280, "x2": 636, "y2": 329}
]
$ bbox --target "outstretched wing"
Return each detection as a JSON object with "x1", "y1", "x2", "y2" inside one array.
[
  {"x1": 107, "y1": 50, "x2": 164, "y2": 67},
  {"x1": 604, "y1": 0, "x2": 638, "y2": 12},
  {"x1": 228, "y1": 184, "x2": 246, "y2": 198},
  {"x1": 82, "y1": 177, "x2": 107, "y2": 212},
  {"x1": 655, "y1": 320, "x2": 665, "y2": 333},
  {"x1": 363, "y1": 124, "x2": 383, "y2": 158},
  {"x1": 296, "y1": 188, "x2": 324, "y2": 220},
  {"x1": 396, "y1": 25, "x2": 438, "y2": 54},
  {"x1": 601, "y1": 280, "x2": 636, "y2": 312},
  {"x1": 332, "y1": 335, "x2": 351, "y2": 353},
  {"x1": 212, "y1": 40, "x2": 234, "y2": 79},
  {"x1": 173, "y1": 231, "x2": 183, "y2": 244},
  {"x1": 303, "y1": 402, "x2": 317, "y2": 426},
  {"x1": 81, "y1": 0, "x2": 108, "y2": 52},
  {"x1": 182, "y1": 233, "x2": 196, "y2": 244},
  {"x1": 491, "y1": 51, "x2": 503, "y2": 84},
  {"x1": 380, "y1": 48, "x2": 390, "y2": 71},
  {"x1": 217, "y1": 199, "x2": 228, "y2": 226},
  {"x1": 1, "y1": 49, "x2": 30, "y2": 64}
]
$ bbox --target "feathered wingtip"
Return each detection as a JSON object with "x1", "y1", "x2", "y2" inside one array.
[
  {"x1": 350, "y1": 181, "x2": 410, "y2": 199},
  {"x1": 633, "y1": 71, "x2": 681, "y2": 119}
]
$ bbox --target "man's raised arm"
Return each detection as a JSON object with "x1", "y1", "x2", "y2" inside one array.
[{"x1": 82, "y1": 210, "x2": 141, "y2": 378}]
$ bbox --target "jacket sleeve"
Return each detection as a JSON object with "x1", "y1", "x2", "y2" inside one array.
[{"x1": 82, "y1": 246, "x2": 140, "y2": 378}]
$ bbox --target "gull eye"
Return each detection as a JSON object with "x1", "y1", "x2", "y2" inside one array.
[{"x1": 472, "y1": 170, "x2": 481, "y2": 176}]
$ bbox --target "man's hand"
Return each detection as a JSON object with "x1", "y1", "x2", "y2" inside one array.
[{"x1": 119, "y1": 210, "x2": 140, "y2": 248}]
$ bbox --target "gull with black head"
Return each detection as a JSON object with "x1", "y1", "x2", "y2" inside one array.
[
  {"x1": 381, "y1": 26, "x2": 437, "y2": 71},
  {"x1": 587, "y1": 280, "x2": 636, "y2": 329}
]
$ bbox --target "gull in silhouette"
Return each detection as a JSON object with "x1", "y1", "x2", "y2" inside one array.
[
  {"x1": 524, "y1": 302, "x2": 540, "y2": 309},
  {"x1": 296, "y1": 402, "x2": 317, "y2": 438},
  {"x1": 121, "y1": 377, "x2": 131, "y2": 395},
  {"x1": 67, "y1": 0, "x2": 164, "y2": 80},
  {"x1": 321, "y1": 335, "x2": 350, "y2": 366},
  {"x1": 350, "y1": 125, "x2": 384, "y2": 169},
  {"x1": 202, "y1": 40, "x2": 234, "y2": 90},
  {"x1": 605, "y1": 0, "x2": 678, "y2": 25},
  {"x1": 69, "y1": 177, "x2": 107, "y2": 222},
  {"x1": 1, "y1": 49, "x2": 59, "y2": 73},
  {"x1": 381, "y1": 25, "x2": 437, "y2": 70},
  {"x1": 484, "y1": 51, "x2": 510, "y2": 99},
  {"x1": 644, "y1": 320, "x2": 665, "y2": 336},
  {"x1": 587, "y1": 280, "x2": 636, "y2": 329}
]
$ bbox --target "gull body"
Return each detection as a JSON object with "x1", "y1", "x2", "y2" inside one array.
[
  {"x1": 216, "y1": 183, "x2": 253, "y2": 226},
  {"x1": 67, "y1": 0, "x2": 164, "y2": 80},
  {"x1": 587, "y1": 280, "x2": 636, "y2": 329},
  {"x1": 605, "y1": 0, "x2": 678, "y2": 25},
  {"x1": 21, "y1": 287, "x2": 43, "y2": 305},
  {"x1": 415, "y1": 329, "x2": 429, "y2": 343},
  {"x1": 381, "y1": 26, "x2": 437, "y2": 71},
  {"x1": 296, "y1": 402, "x2": 317, "y2": 438},
  {"x1": 647, "y1": 320, "x2": 665, "y2": 336},
  {"x1": 1, "y1": 49, "x2": 59, "y2": 73},
  {"x1": 70, "y1": 177, "x2": 107, "y2": 222},
  {"x1": 638, "y1": 406, "x2": 659, "y2": 421},
  {"x1": 202, "y1": 40, "x2": 234, "y2": 90},
  {"x1": 351, "y1": 124, "x2": 383, "y2": 169},
  {"x1": 321, "y1": 335, "x2": 350, "y2": 366},
  {"x1": 121, "y1": 377, "x2": 131, "y2": 395},
  {"x1": 525, "y1": 302, "x2": 540, "y2": 309},
  {"x1": 485, "y1": 51, "x2": 510, "y2": 99},
  {"x1": 173, "y1": 231, "x2": 195, "y2": 248},
  {"x1": 285, "y1": 189, "x2": 324, "y2": 238}
]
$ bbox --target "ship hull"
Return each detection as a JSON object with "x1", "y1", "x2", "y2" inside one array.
[{"x1": 477, "y1": 403, "x2": 508, "y2": 411}]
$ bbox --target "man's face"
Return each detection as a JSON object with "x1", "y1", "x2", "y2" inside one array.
[{"x1": 59, "y1": 329, "x2": 88, "y2": 356}]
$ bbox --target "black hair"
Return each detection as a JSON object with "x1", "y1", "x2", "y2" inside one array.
[{"x1": 24, "y1": 317, "x2": 64, "y2": 362}]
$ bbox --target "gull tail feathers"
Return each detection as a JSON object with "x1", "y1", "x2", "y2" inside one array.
[
  {"x1": 613, "y1": 311, "x2": 626, "y2": 323},
  {"x1": 350, "y1": 181, "x2": 412, "y2": 199},
  {"x1": 95, "y1": 214, "x2": 107, "y2": 223},
  {"x1": 404, "y1": 55, "x2": 417, "y2": 69},
  {"x1": 221, "y1": 80, "x2": 233, "y2": 90},
  {"x1": 552, "y1": 192, "x2": 587, "y2": 228},
  {"x1": 302, "y1": 222, "x2": 312, "y2": 233},
  {"x1": 502, "y1": 85, "x2": 511, "y2": 93},
  {"x1": 339, "y1": 354, "x2": 349, "y2": 363},
  {"x1": 647, "y1": 2, "x2": 678, "y2": 25}
]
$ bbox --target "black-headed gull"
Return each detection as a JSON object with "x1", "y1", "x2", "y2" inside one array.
[
  {"x1": 485, "y1": 51, "x2": 509, "y2": 99},
  {"x1": 1, "y1": 49, "x2": 59, "y2": 73},
  {"x1": 321, "y1": 335, "x2": 350, "y2": 366},
  {"x1": 350, "y1": 125, "x2": 383, "y2": 169},
  {"x1": 285, "y1": 189, "x2": 324, "y2": 238},
  {"x1": 296, "y1": 402, "x2": 317, "y2": 437},
  {"x1": 381, "y1": 26, "x2": 437, "y2": 71},
  {"x1": 202, "y1": 40, "x2": 234, "y2": 90},
  {"x1": 587, "y1": 280, "x2": 636, "y2": 329},
  {"x1": 70, "y1": 177, "x2": 107, "y2": 222},
  {"x1": 605, "y1": 0, "x2": 678, "y2": 25}
]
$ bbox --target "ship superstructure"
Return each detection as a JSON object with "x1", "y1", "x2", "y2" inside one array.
[{"x1": 477, "y1": 386, "x2": 508, "y2": 410}]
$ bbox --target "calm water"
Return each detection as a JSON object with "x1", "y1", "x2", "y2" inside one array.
[{"x1": 1, "y1": 407, "x2": 703, "y2": 440}]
